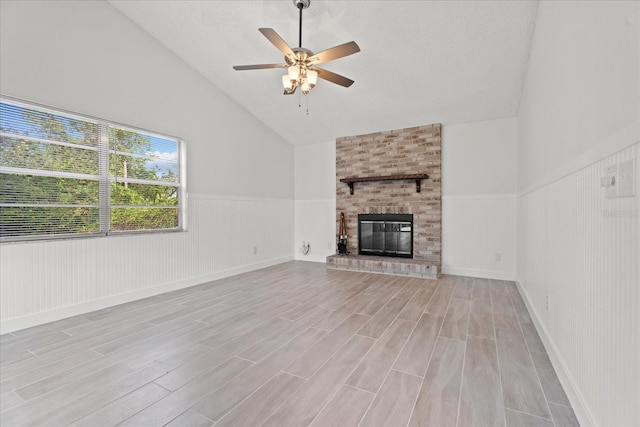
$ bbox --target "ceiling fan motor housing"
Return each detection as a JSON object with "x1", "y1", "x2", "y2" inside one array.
[{"x1": 286, "y1": 47, "x2": 313, "y2": 66}]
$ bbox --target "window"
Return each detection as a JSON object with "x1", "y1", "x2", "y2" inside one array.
[{"x1": 0, "y1": 97, "x2": 185, "y2": 241}]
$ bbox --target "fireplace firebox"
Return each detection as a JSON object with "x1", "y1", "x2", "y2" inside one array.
[{"x1": 358, "y1": 214, "x2": 413, "y2": 258}]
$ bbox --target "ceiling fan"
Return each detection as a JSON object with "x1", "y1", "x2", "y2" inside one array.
[{"x1": 233, "y1": 0, "x2": 360, "y2": 96}]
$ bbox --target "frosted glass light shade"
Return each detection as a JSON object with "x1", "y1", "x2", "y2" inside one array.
[
  {"x1": 306, "y1": 70, "x2": 318, "y2": 86},
  {"x1": 288, "y1": 66, "x2": 300, "y2": 81},
  {"x1": 282, "y1": 75, "x2": 293, "y2": 90}
]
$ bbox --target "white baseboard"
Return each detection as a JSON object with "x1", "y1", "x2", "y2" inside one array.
[
  {"x1": 294, "y1": 254, "x2": 330, "y2": 263},
  {"x1": 0, "y1": 255, "x2": 293, "y2": 335},
  {"x1": 441, "y1": 266, "x2": 515, "y2": 281},
  {"x1": 515, "y1": 276, "x2": 597, "y2": 427}
]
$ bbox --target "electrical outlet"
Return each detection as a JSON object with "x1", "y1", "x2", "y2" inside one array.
[
  {"x1": 604, "y1": 164, "x2": 617, "y2": 199},
  {"x1": 253, "y1": 246, "x2": 257, "y2": 255},
  {"x1": 617, "y1": 159, "x2": 635, "y2": 197}
]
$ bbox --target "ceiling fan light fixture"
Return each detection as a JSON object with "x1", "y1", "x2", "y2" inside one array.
[
  {"x1": 233, "y1": 0, "x2": 359, "y2": 102},
  {"x1": 282, "y1": 74, "x2": 294, "y2": 90},
  {"x1": 288, "y1": 66, "x2": 300, "y2": 82},
  {"x1": 306, "y1": 69, "x2": 318, "y2": 86}
]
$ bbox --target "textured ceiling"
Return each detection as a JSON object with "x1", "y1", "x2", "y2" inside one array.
[{"x1": 109, "y1": 0, "x2": 538, "y2": 146}]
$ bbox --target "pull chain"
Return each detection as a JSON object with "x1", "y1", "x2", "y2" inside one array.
[{"x1": 306, "y1": 93, "x2": 309, "y2": 115}]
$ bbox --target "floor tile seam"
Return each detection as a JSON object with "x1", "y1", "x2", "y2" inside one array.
[
  {"x1": 158, "y1": 356, "x2": 254, "y2": 426},
  {"x1": 158, "y1": 353, "x2": 238, "y2": 395},
  {"x1": 62, "y1": 319, "x2": 156, "y2": 339},
  {"x1": 462, "y1": 295, "x2": 472, "y2": 342},
  {"x1": 14, "y1": 356, "x2": 162, "y2": 426},
  {"x1": 12, "y1": 351, "x2": 141, "y2": 403},
  {"x1": 64, "y1": 378, "x2": 168, "y2": 426},
  {"x1": 264, "y1": 355, "x2": 349, "y2": 427},
  {"x1": 165, "y1": 408, "x2": 213, "y2": 427},
  {"x1": 291, "y1": 322, "x2": 375, "y2": 381},
  {"x1": 421, "y1": 283, "x2": 446, "y2": 316},
  {"x1": 310, "y1": 301, "x2": 361, "y2": 331},
  {"x1": 198, "y1": 367, "x2": 286, "y2": 424},
  {"x1": 466, "y1": 333, "x2": 496, "y2": 341},
  {"x1": 352, "y1": 376, "x2": 381, "y2": 427},
  {"x1": 454, "y1": 319, "x2": 469, "y2": 427},
  {"x1": 115, "y1": 384, "x2": 184, "y2": 427},
  {"x1": 152, "y1": 380, "x2": 173, "y2": 393},
  {"x1": 29, "y1": 326, "x2": 141, "y2": 355},
  {"x1": 490, "y1": 288, "x2": 508, "y2": 427},
  {"x1": 0, "y1": 390, "x2": 26, "y2": 413},
  {"x1": 278, "y1": 370, "x2": 307, "y2": 381},
  {"x1": 1, "y1": 346, "x2": 102, "y2": 381},
  {"x1": 406, "y1": 293, "x2": 455, "y2": 427},
  {"x1": 308, "y1": 342, "x2": 380, "y2": 427},
  {"x1": 505, "y1": 405, "x2": 554, "y2": 421},
  {"x1": 88, "y1": 320, "x2": 206, "y2": 356},
  {"x1": 62, "y1": 299, "x2": 192, "y2": 334},
  {"x1": 234, "y1": 355, "x2": 257, "y2": 364},
  {"x1": 547, "y1": 399, "x2": 573, "y2": 408},
  {"x1": 364, "y1": 318, "x2": 415, "y2": 397},
  {"x1": 240, "y1": 319, "x2": 332, "y2": 376},
  {"x1": 341, "y1": 383, "x2": 376, "y2": 396},
  {"x1": 0, "y1": 351, "x2": 103, "y2": 398},
  {"x1": 390, "y1": 368, "x2": 424, "y2": 380},
  {"x1": 440, "y1": 297, "x2": 472, "y2": 341},
  {"x1": 355, "y1": 299, "x2": 412, "y2": 340},
  {"x1": 513, "y1": 297, "x2": 554, "y2": 419}
]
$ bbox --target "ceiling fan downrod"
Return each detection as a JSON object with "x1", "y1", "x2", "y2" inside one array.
[{"x1": 294, "y1": 0, "x2": 310, "y2": 48}]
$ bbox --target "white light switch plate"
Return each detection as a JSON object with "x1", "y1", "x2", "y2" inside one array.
[{"x1": 617, "y1": 159, "x2": 635, "y2": 197}]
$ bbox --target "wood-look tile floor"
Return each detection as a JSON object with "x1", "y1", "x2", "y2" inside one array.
[{"x1": 0, "y1": 261, "x2": 580, "y2": 427}]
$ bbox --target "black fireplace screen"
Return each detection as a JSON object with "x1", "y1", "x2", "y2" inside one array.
[{"x1": 358, "y1": 214, "x2": 413, "y2": 258}]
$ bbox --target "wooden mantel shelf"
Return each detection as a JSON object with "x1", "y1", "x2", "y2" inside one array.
[{"x1": 340, "y1": 173, "x2": 429, "y2": 195}]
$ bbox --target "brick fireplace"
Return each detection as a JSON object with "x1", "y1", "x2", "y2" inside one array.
[{"x1": 326, "y1": 123, "x2": 441, "y2": 278}]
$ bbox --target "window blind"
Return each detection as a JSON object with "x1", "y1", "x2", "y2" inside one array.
[{"x1": 0, "y1": 97, "x2": 184, "y2": 241}]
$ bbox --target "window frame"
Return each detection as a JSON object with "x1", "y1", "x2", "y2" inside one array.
[{"x1": 0, "y1": 95, "x2": 187, "y2": 243}]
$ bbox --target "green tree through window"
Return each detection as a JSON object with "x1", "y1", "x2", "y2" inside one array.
[{"x1": 0, "y1": 98, "x2": 184, "y2": 241}]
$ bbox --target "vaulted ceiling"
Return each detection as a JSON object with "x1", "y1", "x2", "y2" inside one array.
[{"x1": 109, "y1": 1, "x2": 538, "y2": 146}]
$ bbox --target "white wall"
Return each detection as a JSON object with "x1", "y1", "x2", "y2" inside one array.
[
  {"x1": 294, "y1": 141, "x2": 336, "y2": 263},
  {"x1": 517, "y1": 2, "x2": 639, "y2": 426},
  {"x1": 443, "y1": 118, "x2": 517, "y2": 196},
  {"x1": 0, "y1": 1, "x2": 294, "y2": 333},
  {"x1": 442, "y1": 118, "x2": 518, "y2": 279},
  {"x1": 517, "y1": 1, "x2": 639, "y2": 193}
]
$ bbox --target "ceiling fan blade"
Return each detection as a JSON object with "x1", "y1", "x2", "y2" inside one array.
[
  {"x1": 283, "y1": 86, "x2": 297, "y2": 95},
  {"x1": 314, "y1": 67, "x2": 354, "y2": 88},
  {"x1": 233, "y1": 63, "x2": 288, "y2": 71},
  {"x1": 309, "y1": 41, "x2": 360, "y2": 64},
  {"x1": 259, "y1": 28, "x2": 295, "y2": 59}
]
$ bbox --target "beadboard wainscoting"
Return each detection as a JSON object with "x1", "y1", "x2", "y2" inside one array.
[
  {"x1": 294, "y1": 199, "x2": 336, "y2": 263},
  {"x1": 517, "y1": 143, "x2": 639, "y2": 427},
  {"x1": 442, "y1": 195, "x2": 517, "y2": 280},
  {"x1": 0, "y1": 194, "x2": 294, "y2": 334}
]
